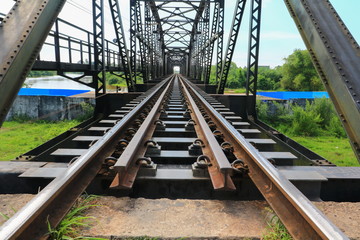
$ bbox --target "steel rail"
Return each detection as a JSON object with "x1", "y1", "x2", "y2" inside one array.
[
  {"x1": 180, "y1": 76, "x2": 348, "y2": 240},
  {"x1": 110, "y1": 75, "x2": 174, "y2": 189},
  {"x1": 179, "y1": 76, "x2": 236, "y2": 190},
  {"x1": 0, "y1": 77, "x2": 172, "y2": 240}
]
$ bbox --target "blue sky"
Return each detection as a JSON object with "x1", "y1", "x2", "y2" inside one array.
[
  {"x1": 1, "y1": 0, "x2": 359, "y2": 68},
  {"x1": 227, "y1": 0, "x2": 360, "y2": 67}
]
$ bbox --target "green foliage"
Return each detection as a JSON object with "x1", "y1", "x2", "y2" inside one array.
[
  {"x1": 291, "y1": 136, "x2": 358, "y2": 166},
  {"x1": 0, "y1": 120, "x2": 80, "y2": 161},
  {"x1": 327, "y1": 115, "x2": 347, "y2": 138},
  {"x1": 9, "y1": 114, "x2": 32, "y2": 123},
  {"x1": 0, "y1": 212, "x2": 11, "y2": 220},
  {"x1": 257, "y1": 66, "x2": 282, "y2": 90},
  {"x1": 257, "y1": 98, "x2": 346, "y2": 138},
  {"x1": 28, "y1": 71, "x2": 56, "y2": 78},
  {"x1": 262, "y1": 208, "x2": 292, "y2": 240},
  {"x1": 257, "y1": 98, "x2": 357, "y2": 166},
  {"x1": 256, "y1": 100, "x2": 292, "y2": 126},
  {"x1": 76, "y1": 102, "x2": 95, "y2": 122},
  {"x1": 225, "y1": 62, "x2": 243, "y2": 89},
  {"x1": 280, "y1": 49, "x2": 323, "y2": 91},
  {"x1": 208, "y1": 49, "x2": 323, "y2": 91},
  {"x1": 291, "y1": 103, "x2": 322, "y2": 136},
  {"x1": 47, "y1": 194, "x2": 105, "y2": 240},
  {"x1": 106, "y1": 72, "x2": 126, "y2": 87}
]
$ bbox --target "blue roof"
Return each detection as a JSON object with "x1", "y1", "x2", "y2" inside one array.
[
  {"x1": 18, "y1": 88, "x2": 90, "y2": 97},
  {"x1": 257, "y1": 91, "x2": 329, "y2": 100}
]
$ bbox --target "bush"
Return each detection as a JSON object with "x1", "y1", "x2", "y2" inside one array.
[
  {"x1": 10, "y1": 114, "x2": 32, "y2": 123},
  {"x1": 256, "y1": 99, "x2": 269, "y2": 123},
  {"x1": 257, "y1": 98, "x2": 347, "y2": 138},
  {"x1": 309, "y1": 98, "x2": 334, "y2": 126},
  {"x1": 76, "y1": 102, "x2": 94, "y2": 122},
  {"x1": 256, "y1": 100, "x2": 292, "y2": 127},
  {"x1": 327, "y1": 115, "x2": 347, "y2": 138},
  {"x1": 291, "y1": 104, "x2": 322, "y2": 136}
]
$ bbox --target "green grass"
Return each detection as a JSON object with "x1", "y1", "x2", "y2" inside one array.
[
  {"x1": 224, "y1": 88, "x2": 246, "y2": 94},
  {"x1": 47, "y1": 194, "x2": 106, "y2": 240},
  {"x1": 290, "y1": 135, "x2": 359, "y2": 166},
  {"x1": 0, "y1": 120, "x2": 80, "y2": 161},
  {"x1": 262, "y1": 208, "x2": 292, "y2": 240}
]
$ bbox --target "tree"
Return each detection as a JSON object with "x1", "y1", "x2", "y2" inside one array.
[
  {"x1": 280, "y1": 49, "x2": 324, "y2": 91},
  {"x1": 225, "y1": 62, "x2": 241, "y2": 88}
]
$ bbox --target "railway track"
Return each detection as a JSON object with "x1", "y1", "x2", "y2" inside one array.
[{"x1": 0, "y1": 75, "x2": 349, "y2": 239}]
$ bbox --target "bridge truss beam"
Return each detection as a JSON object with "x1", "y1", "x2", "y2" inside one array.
[
  {"x1": 217, "y1": 0, "x2": 247, "y2": 94},
  {"x1": 246, "y1": 0, "x2": 262, "y2": 118},
  {"x1": 108, "y1": 0, "x2": 135, "y2": 91},
  {"x1": 92, "y1": 0, "x2": 106, "y2": 96},
  {"x1": 0, "y1": 0, "x2": 67, "y2": 126},
  {"x1": 284, "y1": 0, "x2": 360, "y2": 161}
]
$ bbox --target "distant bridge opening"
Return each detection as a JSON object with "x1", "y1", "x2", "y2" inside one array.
[{"x1": 173, "y1": 66, "x2": 180, "y2": 74}]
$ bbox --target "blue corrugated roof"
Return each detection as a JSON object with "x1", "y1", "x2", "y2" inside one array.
[
  {"x1": 257, "y1": 91, "x2": 329, "y2": 100},
  {"x1": 18, "y1": 88, "x2": 90, "y2": 97}
]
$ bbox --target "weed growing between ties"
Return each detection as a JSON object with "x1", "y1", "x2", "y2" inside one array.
[
  {"x1": 0, "y1": 207, "x2": 16, "y2": 221},
  {"x1": 47, "y1": 194, "x2": 106, "y2": 240},
  {"x1": 262, "y1": 208, "x2": 292, "y2": 240}
]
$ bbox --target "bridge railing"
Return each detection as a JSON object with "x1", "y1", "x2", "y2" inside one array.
[{"x1": 34, "y1": 18, "x2": 123, "y2": 72}]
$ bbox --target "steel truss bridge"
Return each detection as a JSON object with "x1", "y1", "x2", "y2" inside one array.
[{"x1": 0, "y1": 0, "x2": 360, "y2": 239}]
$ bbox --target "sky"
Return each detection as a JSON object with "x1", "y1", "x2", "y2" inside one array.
[{"x1": 1, "y1": 0, "x2": 359, "y2": 68}]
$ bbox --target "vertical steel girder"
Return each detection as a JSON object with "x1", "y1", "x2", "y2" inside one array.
[
  {"x1": 215, "y1": 0, "x2": 224, "y2": 85},
  {"x1": 147, "y1": 0, "x2": 165, "y2": 78},
  {"x1": 246, "y1": 0, "x2": 262, "y2": 117},
  {"x1": 217, "y1": 0, "x2": 247, "y2": 94},
  {"x1": 284, "y1": 0, "x2": 360, "y2": 161},
  {"x1": 130, "y1": 0, "x2": 137, "y2": 83},
  {"x1": 135, "y1": 1, "x2": 148, "y2": 83},
  {"x1": 187, "y1": 0, "x2": 208, "y2": 79},
  {"x1": 151, "y1": 18, "x2": 157, "y2": 79},
  {"x1": 144, "y1": 2, "x2": 151, "y2": 81},
  {"x1": 196, "y1": 20, "x2": 203, "y2": 80},
  {"x1": 200, "y1": 4, "x2": 210, "y2": 82},
  {"x1": 108, "y1": 0, "x2": 135, "y2": 91},
  {"x1": 204, "y1": 2, "x2": 219, "y2": 84},
  {"x1": 0, "y1": 0, "x2": 67, "y2": 126},
  {"x1": 92, "y1": 0, "x2": 106, "y2": 96}
]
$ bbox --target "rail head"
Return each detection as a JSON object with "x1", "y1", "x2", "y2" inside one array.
[
  {"x1": 0, "y1": 77, "x2": 172, "y2": 240},
  {"x1": 181, "y1": 76, "x2": 349, "y2": 240},
  {"x1": 179, "y1": 75, "x2": 235, "y2": 190}
]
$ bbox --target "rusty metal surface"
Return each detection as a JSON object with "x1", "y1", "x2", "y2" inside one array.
[
  {"x1": 0, "y1": 79, "x2": 170, "y2": 240},
  {"x1": 179, "y1": 76, "x2": 235, "y2": 191},
  {"x1": 110, "y1": 75, "x2": 173, "y2": 189}
]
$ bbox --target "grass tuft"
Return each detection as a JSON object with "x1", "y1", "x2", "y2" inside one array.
[
  {"x1": 0, "y1": 207, "x2": 17, "y2": 221},
  {"x1": 262, "y1": 208, "x2": 292, "y2": 240},
  {"x1": 47, "y1": 194, "x2": 106, "y2": 240}
]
